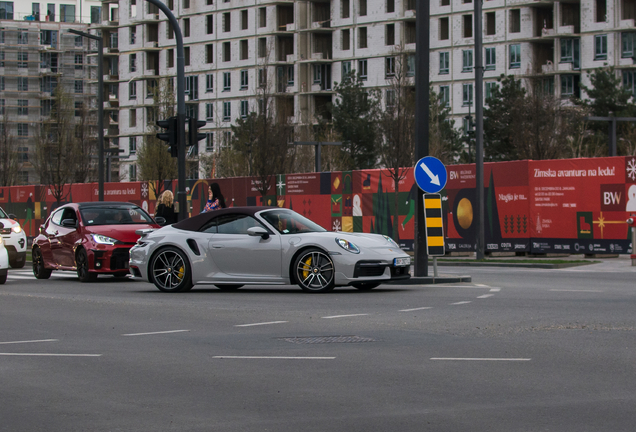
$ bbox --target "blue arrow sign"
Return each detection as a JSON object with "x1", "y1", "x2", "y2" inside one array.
[{"x1": 414, "y1": 156, "x2": 447, "y2": 194}]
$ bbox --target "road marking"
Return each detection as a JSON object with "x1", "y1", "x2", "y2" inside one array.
[
  {"x1": 477, "y1": 294, "x2": 494, "y2": 299},
  {"x1": 549, "y1": 289, "x2": 604, "y2": 293},
  {"x1": 399, "y1": 307, "x2": 433, "y2": 312},
  {"x1": 213, "y1": 356, "x2": 335, "y2": 360},
  {"x1": 234, "y1": 321, "x2": 288, "y2": 327},
  {"x1": 430, "y1": 358, "x2": 531, "y2": 361},
  {"x1": 122, "y1": 330, "x2": 190, "y2": 336},
  {"x1": 0, "y1": 353, "x2": 102, "y2": 357},
  {"x1": 430, "y1": 285, "x2": 486, "y2": 288},
  {"x1": 450, "y1": 301, "x2": 472, "y2": 305},
  {"x1": 321, "y1": 314, "x2": 369, "y2": 319},
  {"x1": 475, "y1": 284, "x2": 489, "y2": 287},
  {"x1": 0, "y1": 339, "x2": 58, "y2": 345},
  {"x1": 490, "y1": 288, "x2": 501, "y2": 292}
]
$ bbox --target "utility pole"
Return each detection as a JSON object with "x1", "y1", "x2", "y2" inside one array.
[{"x1": 474, "y1": 0, "x2": 485, "y2": 260}]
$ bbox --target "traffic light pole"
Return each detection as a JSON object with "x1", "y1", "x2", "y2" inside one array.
[{"x1": 145, "y1": 0, "x2": 187, "y2": 221}]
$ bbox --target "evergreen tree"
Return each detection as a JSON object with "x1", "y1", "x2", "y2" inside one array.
[{"x1": 483, "y1": 75, "x2": 526, "y2": 161}]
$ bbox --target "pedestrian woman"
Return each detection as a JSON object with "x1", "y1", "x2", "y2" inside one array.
[
  {"x1": 202, "y1": 182, "x2": 226, "y2": 213},
  {"x1": 155, "y1": 190, "x2": 178, "y2": 225}
]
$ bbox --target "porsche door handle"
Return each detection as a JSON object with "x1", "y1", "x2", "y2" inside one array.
[{"x1": 211, "y1": 244, "x2": 224, "y2": 249}]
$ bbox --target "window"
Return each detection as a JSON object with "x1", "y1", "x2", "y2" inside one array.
[
  {"x1": 223, "y1": 101, "x2": 231, "y2": 121},
  {"x1": 358, "y1": 59, "x2": 367, "y2": 80},
  {"x1": 542, "y1": 77, "x2": 554, "y2": 95},
  {"x1": 241, "y1": 10, "x2": 248, "y2": 29},
  {"x1": 259, "y1": 8, "x2": 266, "y2": 27},
  {"x1": 359, "y1": 0, "x2": 367, "y2": 15},
  {"x1": 206, "y1": 44, "x2": 214, "y2": 63},
  {"x1": 75, "y1": 36, "x2": 83, "y2": 47},
  {"x1": 385, "y1": 57, "x2": 395, "y2": 77},
  {"x1": 129, "y1": 137, "x2": 137, "y2": 154},
  {"x1": 405, "y1": 22, "x2": 416, "y2": 44},
  {"x1": 186, "y1": 75, "x2": 199, "y2": 100},
  {"x1": 240, "y1": 40, "x2": 248, "y2": 60},
  {"x1": 463, "y1": 14, "x2": 473, "y2": 38},
  {"x1": 129, "y1": 81, "x2": 137, "y2": 99},
  {"x1": 129, "y1": 165, "x2": 137, "y2": 182},
  {"x1": 441, "y1": 0, "x2": 449, "y2": 5},
  {"x1": 439, "y1": 52, "x2": 449, "y2": 74},
  {"x1": 240, "y1": 70, "x2": 248, "y2": 89},
  {"x1": 595, "y1": 34, "x2": 607, "y2": 60},
  {"x1": 130, "y1": 53, "x2": 137, "y2": 72},
  {"x1": 509, "y1": 44, "x2": 520, "y2": 68},
  {"x1": 561, "y1": 74, "x2": 574, "y2": 96},
  {"x1": 386, "y1": 24, "x2": 395, "y2": 46},
  {"x1": 18, "y1": 77, "x2": 28, "y2": 91},
  {"x1": 18, "y1": 147, "x2": 28, "y2": 162},
  {"x1": 342, "y1": 60, "x2": 352, "y2": 77},
  {"x1": 485, "y1": 47, "x2": 496, "y2": 70},
  {"x1": 359, "y1": 27, "x2": 367, "y2": 48},
  {"x1": 240, "y1": 100, "x2": 249, "y2": 118},
  {"x1": 462, "y1": 83, "x2": 473, "y2": 106},
  {"x1": 223, "y1": 42, "x2": 230, "y2": 61},
  {"x1": 596, "y1": 0, "x2": 607, "y2": 22},
  {"x1": 386, "y1": 89, "x2": 395, "y2": 108},
  {"x1": 287, "y1": 65, "x2": 294, "y2": 85},
  {"x1": 623, "y1": 70, "x2": 635, "y2": 96},
  {"x1": 168, "y1": 22, "x2": 174, "y2": 39},
  {"x1": 387, "y1": 0, "x2": 394, "y2": 13},
  {"x1": 18, "y1": 29, "x2": 28, "y2": 44},
  {"x1": 510, "y1": 9, "x2": 520, "y2": 33},
  {"x1": 0, "y1": 99, "x2": 4, "y2": 115},
  {"x1": 17, "y1": 123, "x2": 28, "y2": 137},
  {"x1": 258, "y1": 68, "x2": 266, "y2": 87},
  {"x1": 407, "y1": 55, "x2": 415, "y2": 76},
  {"x1": 313, "y1": 64, "x2": 322, "y2": 83},
  {"x1": 223, "y1": 12, "x2": 230, "y2": 32},
  {"x1": 207, "y1": 15, "x2": 214, "y2": 34},
  {"x1": 485, "y1": 82, "x2": 498, "y2": 100},
  {"x1": 223, "y1": 72, "x2": 231, "y2": 91},
  {"x1": 75, "y1": 80, "x2": 83, "y2": 93},
  {"x1": 60, "y1": 4, "x2": 75, "y2": 22},
  {"x1": 184, "y1": 18, "x2": 190, "y2": 37},
  {"x1": 462, "y1": 49, "x2": 473, "y2": 72},
  {"x1": 147, "y1": 79, "x2": 157, "y2": 98},
  {"x1": 560, "y1": 38, "x2": 580, "y2": 69},
  {"x1": 206, "y1": 74, "x2": 214, "y2": 92},
  {"x1": 184, "y1": 0, "x2": 190, "y2": 8},
  {"x1": 91, "y1": 6, "x2": 100, "y2": 23},
  {"x1": 130, "y1": 27, "x2": 136, "y2": 44},
  {"x1": 206, "y1": 132, "x2": 214, "y2": 151},
  {"x1": 18, "y1": 51, "x2": 27, "y2": 68},
  {"x1": 75, "y1": 54, "x2": 83, "y2": 70},
  {"x1": 439, "y1": 17, "x2": 449, "y2": 40},
  {"x1": 167, "y1": 49, "x2": 174, "y2": 68},
  {"x1": 622, "y1": 32, "x2": 636, "y2": 58},
  {"x1": 486, "y1": 12, "x2": 495, "y2": 35},
  {"x1": 439, "y1": 85, "x2": 450, "y2": 107},
  {"x1": 258, "y1": 38, "x2": 266, "y2": 58},
  {"x1": 0, "y1": 2, "x2": 14, "y2": 19},
  {"x1": 342, "y1": 0, "x2": 350, "y2": 18},
  {"x1": 206, "y1": 103, "x2": 214, "y2": 119},
  {"x1": 17, "y1": 100, "x2": 28, "y2": 116},
  {"x1": 185, "y1": 103, "x2": 197, "y2": 119},
  {"x1": 184, "y1": 46, "x2": 190, "y2": 66},
  {"x1": 0, "y1": 50, "x2": 4, "y2": 67},
  {"x1": 342, "y1": 29, "x2": 350, "y2": 50}
]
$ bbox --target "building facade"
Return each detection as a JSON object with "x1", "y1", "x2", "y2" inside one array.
[{"x1": 100, "y1": 0, "x2": 636, "y2": 181}]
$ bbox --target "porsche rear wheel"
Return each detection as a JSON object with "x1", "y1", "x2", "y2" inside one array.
[
  {"x1": 150, "y1": 247, "x2": 193, "y2": 293},
  {"x1": 76, "y1": 248, "x2": 97, "y2": 282},
  {"x1": 32, "y1": 247, "x2": 52, "y2": 279},
  {"x1": 294, "y1": 248, "x2": 335, "y2": 293},
  {"x1": 352, "y1": 282, "x2": 381, "y2": 291}
]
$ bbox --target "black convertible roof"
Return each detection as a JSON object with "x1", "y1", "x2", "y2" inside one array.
[{"x1": 173, "y1": 206, "x2": 280, "y2": 232}]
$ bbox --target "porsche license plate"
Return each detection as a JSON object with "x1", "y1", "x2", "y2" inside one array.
[{"x1": 394, "y1": 257, "x2": 410, "y2": 267}]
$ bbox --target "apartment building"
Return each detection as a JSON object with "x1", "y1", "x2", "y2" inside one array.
[
  {"x1": 0, "y1": 0, "x2": 101, "y2": 185},
  {"x1": 101, "y1": 0, "x2": 635, "y2": 181}
]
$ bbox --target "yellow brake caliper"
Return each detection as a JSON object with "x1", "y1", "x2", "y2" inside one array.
[
  {"x1": 174, "y1": 266, "x2": 185, "y2": 281},
  {"x1": 302, "y1": 257, "x2": 312, "y2": 280}
]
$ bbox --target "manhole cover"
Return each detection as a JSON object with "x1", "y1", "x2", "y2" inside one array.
[{"x1": 279, "y1": 336, "x2": 376, "y2": 344}]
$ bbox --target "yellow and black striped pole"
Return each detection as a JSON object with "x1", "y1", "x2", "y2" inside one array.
[{"x1": 424, "y1": 193, "x2": 445, "y2": 256}]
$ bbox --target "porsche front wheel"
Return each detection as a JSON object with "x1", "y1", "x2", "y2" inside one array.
[
  {"x1": 293, "y1": 248, "x2": 335, "y2": 293},
  {"x1": 150, "y1": 247, "x2": 193, "y2": 293}
]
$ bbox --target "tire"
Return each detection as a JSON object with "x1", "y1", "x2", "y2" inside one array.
[
  {"x1": 293, "y1": 248, "x2": 335, "y2": 293},
  {"x1": 150, "y1": 247, "x2": 193, "y2": 292},
  {"x1": 215, "y1": 284, "x2": 244, "y2": 291},
  {"x1": 32, "y1": 248, "x2": 52, "y2": 280},
  {"x1": 351, "y1": 282, "x2": 381, "y2": 291},
  {"x1": 9, "y1": 255, "x2": 26, "y2": 269},
  {"x1": 0, "y1": 272, "x2": 6, "y2": 284},
  {"x1": 76, "y1": 248, "x2": 97, "y2": 282}
]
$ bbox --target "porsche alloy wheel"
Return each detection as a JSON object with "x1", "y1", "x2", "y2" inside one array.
[
  {"x1": 76, "y1": 248, "x2": 97, "y2": 282},
  {"x1": 294, "y1": 248, "x2": 335, "y2": 293},
  {"x1": 150, "y1": 247, "x2": 193, "y2": 293},
  {"x1": 32, "y1": 247, "x2": 52, "y2": 279}
]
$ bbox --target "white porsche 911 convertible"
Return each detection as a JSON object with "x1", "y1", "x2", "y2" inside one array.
[{"x1": 129, "y1": 207, "x2": 411, "y2": 293}]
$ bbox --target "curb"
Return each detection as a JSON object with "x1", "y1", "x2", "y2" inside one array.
[
  {"x1": 388, "y1": 275, "x2": 472, "y2": 285},
  {"x1": 436, "y1": 261, "x2": 595, "y2": 269}
]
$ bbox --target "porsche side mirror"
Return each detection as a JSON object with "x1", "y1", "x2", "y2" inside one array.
[
  {"x1": 155, "y1": 216, "x2": 166, "y2": 226},
  {"x1": 247, "y1": 226, "x2": 269, "y2": 239},
  {"x1": 61, "y1": 219, "x2": 77, "y2": 228}
]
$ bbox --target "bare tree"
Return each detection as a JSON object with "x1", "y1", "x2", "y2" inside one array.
[
  {"x1": 72, "y1": 97, "x2": 98, "y2": 183},
  {"x1": 0, "y1": 114, "x2": 22, "y2": 186}
]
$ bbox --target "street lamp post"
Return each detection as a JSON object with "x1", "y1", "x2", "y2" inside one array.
[{"x1": 68, "y1": 28, "x2": 104, "y2": 201}]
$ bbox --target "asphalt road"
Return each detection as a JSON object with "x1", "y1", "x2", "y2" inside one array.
[{"x1": 1, "y1": 259, "x2": 635, "y2": 432}]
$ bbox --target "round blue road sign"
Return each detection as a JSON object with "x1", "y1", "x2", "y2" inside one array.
[{"x1": 414, "y1": 156, "x2": 447, "y2": 193}]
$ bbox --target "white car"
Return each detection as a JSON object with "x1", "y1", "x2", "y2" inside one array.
[
  {"x1": 0, "y1": 206, "x2": 27, "y2": 268},
  {"x1": 0, "y1": 235, "x2": 8, "y2": 284}
]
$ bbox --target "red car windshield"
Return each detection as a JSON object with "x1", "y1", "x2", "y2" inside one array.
[{"x1": 80, "y1": 207, "x2": 154, "y2": 226}]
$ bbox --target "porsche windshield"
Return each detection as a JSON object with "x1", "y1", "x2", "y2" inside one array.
[
  {"x1": 80, "y1": 207, "x2": 154, "y2": 226},
  {"x1": 260, "y1": 210, "x2": 326, "y2": 234}
]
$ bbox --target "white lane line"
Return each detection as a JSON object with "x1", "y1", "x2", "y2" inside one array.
[
  {"x1": 122, "y1": 330, "x2": 190, "y2": 336},
  {"x1": 399, "y1": 307, "x2": 433, "y2": 312},
  {"x1": 549, "y1": 289, "x2": 604, "y2": 293},
  {"x1": 0, "y1": 353, "x2": 102, "y2": 357},
  {"x1": 489, "y1": 288, "x2": 501, "y2": 292},
  {"x1": 475, "y1": 284, "x2": 489, "y2": 287},
  {"x1": 0, "y1": 339, "x2": 58, "y2": 345},
  {"x1": 477, "y1": 294, "x2": 494, "y2": 299},
  {"x1": 213, "y1": 356, "x2": 335, "y2": 360},
  {"x1": 450, "y1": 301, "x2": 472, "y2": 305},
  {"x1": 430, "y1": 285, "x2": 487, "y2": 288},
  {"x1": 430, "y1": 358, "x2": 531, "y2": 361},
  {"x1": 234, "y1": 321, "x2": 288, "y2": 327},
  {"x1": 321, "y1": 314, "x2": 369, "y2": 319}
]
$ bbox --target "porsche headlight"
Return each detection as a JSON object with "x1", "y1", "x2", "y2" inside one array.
[
  {"x1": 12, "y1": 225, "x2": 22, "y2": 234},
  {"x1": 383, "y1": 235, "x2": 399, "y2": 248},
  {"x1": 335, "y1": 238, "x2": 360, "y2": 254},
  {"x1": 91, "y1": 234, "x2": 118, "y2": 245}
]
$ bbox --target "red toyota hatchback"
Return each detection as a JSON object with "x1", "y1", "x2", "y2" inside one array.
[{"x1": 32, "y1": 202, "x2": 161, "y2": 282}]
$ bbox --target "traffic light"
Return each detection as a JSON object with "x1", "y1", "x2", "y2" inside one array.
[
  {"x1": 188, "y1": 117, "x2": 207, "y2": 147},
  {"x1": 157, "y1": 117, "x2": 178, "y2": 157}
]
